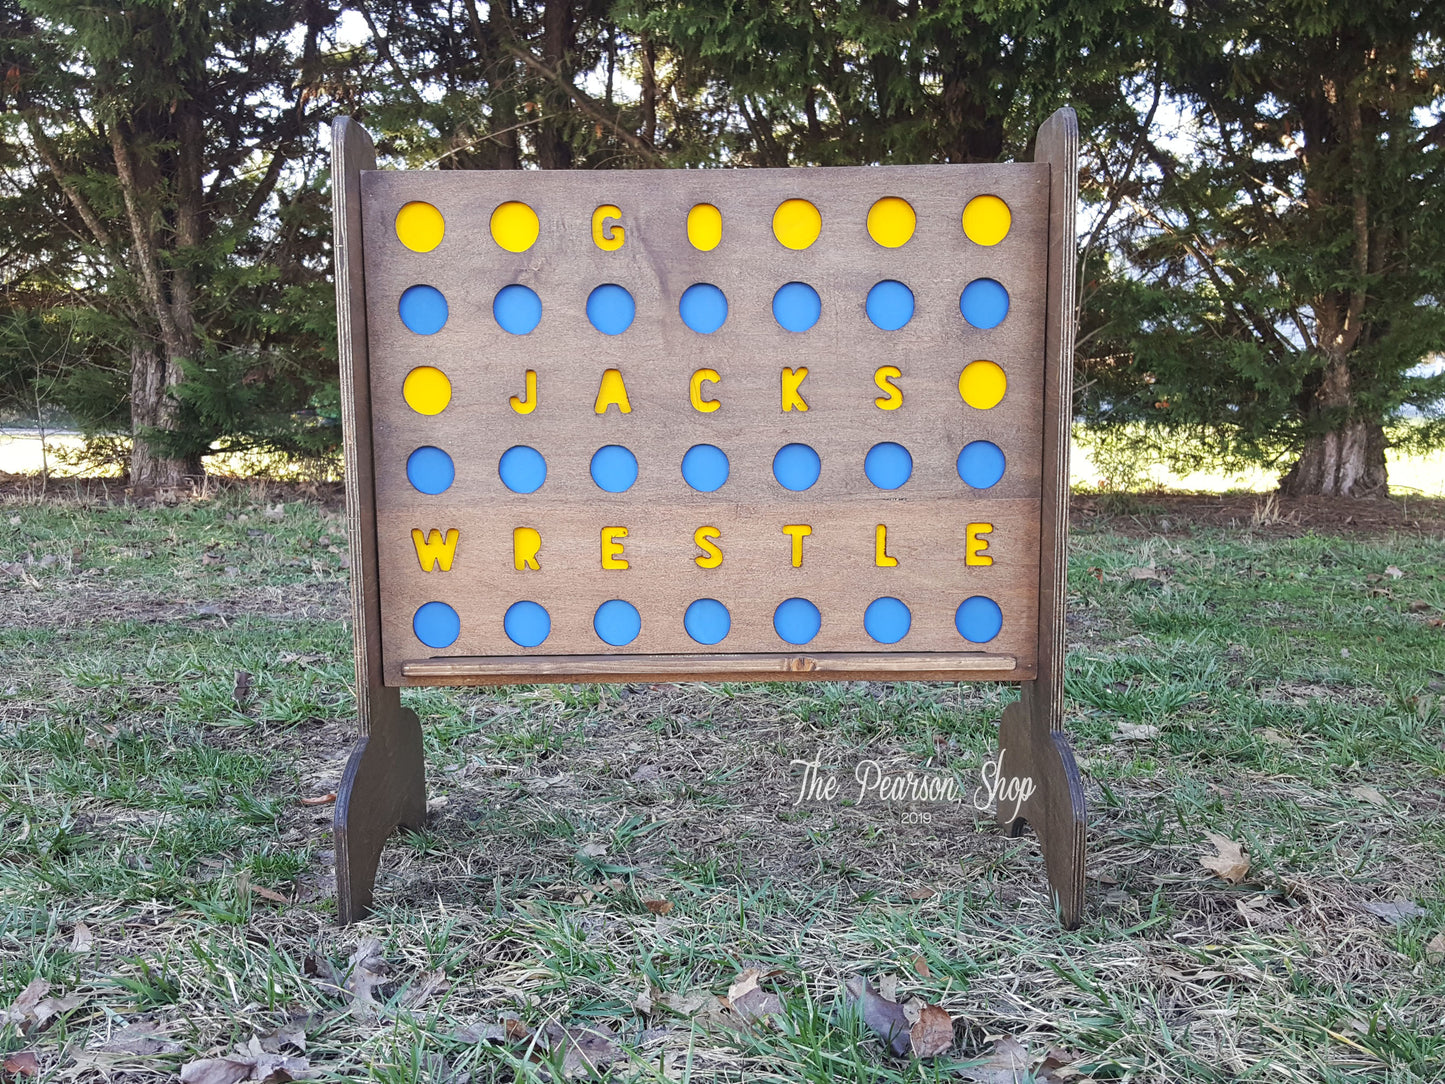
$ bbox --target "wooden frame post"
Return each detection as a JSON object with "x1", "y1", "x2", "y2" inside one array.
[
  {"x1": 330, "y1": 117, "x2": 426, "y2": 923},
  {"x1": 995, "y1": 106, "x2": 1087, "y2": 927}
]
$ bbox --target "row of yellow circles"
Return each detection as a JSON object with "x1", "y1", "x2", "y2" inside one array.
[{"x1": 395, "y1": 195, "x2": 1012, "y2": 255}]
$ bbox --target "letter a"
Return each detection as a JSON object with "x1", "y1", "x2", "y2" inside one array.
[
  {"x1": 412, "y1": 528, "x2": 460, "y2": 572},
  {"x1": 594, "y1": 368, "x2": 632, "y2": 414}
]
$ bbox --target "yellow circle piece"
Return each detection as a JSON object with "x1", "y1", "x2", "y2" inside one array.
[
  {"x1": 959, "y1": 360, "x2": 1007, "y2": 410},
  {"x1": 963, "y1": 194, "x2": 1012, "y2": 246},
  {"x1": 490, "y1": 201, "x2": 540, "y2": 253},
  {"x1": 687, "y1": 203, "x2": 722, "y2": 251},
  {"x1": 403, "y1": 365, "x2": 452, "y2": 415},
  {"x1": 395, "y1": 201, "x2": 445, "y2": 252},
  {"x1": 866, "y1": 197, "x2": 916, "y2": 248},
  {"x1": 772, "y1": 198, "x2": 821, "y2": 250}
]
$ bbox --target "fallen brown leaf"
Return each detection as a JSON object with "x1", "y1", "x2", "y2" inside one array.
[
  {"x1": 1349, "y1": 785, "x2": 1387, "y2": 808},
  {"x1": 539, "y1": 1022, "x2": 620, "y2": 1078},
  {"x1": 94, "y1": 1021, "x2": 184, "y2": 1055},
  {"x1": 911, "y1": 954, "x2": 932, "y2": 978},
  {"x1": 232, "y1": 670, "x2": 253, "y2": 709},
  {"x1": 298, "y1": 793, "x2": 335, "y2": 807},
  {"x1": 958, "y1": 1035, "x2": 1031, "y2": 1083},
  {"x1": 2, "y1": 978, "x2": 85, "y2": 1035},
  {"x1": 1199, "y1": 832, "x2": 1250, "y2": 884},
  {"x1": 70, "y1": 922, "x2": 94, "y2": 953},
  {"x1": 1127, "y1": 565, "x2": 1164, "y2": 581},
  {"x1": 179, "y1": 1037, "x2": 315, "y2": 1083},
  {"x1": 345, "y1": 939, "x2": 390, "y2": 1021},
  {"x1": 844, "y1": 976, "x2": 910, "y2": 1056},
  {"x1": 250, "y1": 884, "x2": 291, "y2": 905},
  {"x1": 643, "y1": 899, "x2": 674, "y2": 915},
  {"x1": 726, "y1": 969, "x2": 783, "y2": 1027},
  {"x1": 908, "y1": 1004, "x2": 953, "y2": 1057},
  {"x1": 1115, "y1": 722, "x2": 1160, "y2": 741},
  {"x1": 1425, "y1": 933, "x2": 1445, "y2": 964},
  {"x1": 1361, "y1": 898, "x2": 1427, "y2": 924},
  {"x1": 1384, "y1": 565, "x2": 1404, "y2": 579},
  {"x1": 652, "y1": 989, "x2": 734, "y2": 1032},
  {"x1": 3, "y1": 1052, "x2": 38, "y2": 1078}
]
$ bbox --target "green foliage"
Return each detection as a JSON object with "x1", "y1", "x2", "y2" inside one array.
[
  {"x1": 0, "y1": 0, "x2": 349, "y2": 477},
  {"x1": 1079, "y1": 1, "x2": 1445, "y2": 488}
]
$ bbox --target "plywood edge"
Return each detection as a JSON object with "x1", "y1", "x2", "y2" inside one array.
[{"x1": 397, "y1": 652, "x2": 1025, "y2": 686}]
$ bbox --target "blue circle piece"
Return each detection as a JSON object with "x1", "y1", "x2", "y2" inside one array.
[
  {"x1": 679, "y1": 283, "x2": 728, "y2": 334},
  {"x1": 406, "y1": 446, "x2": 455, "y2": 495},
  {"x1": 498, "y1": 445, "x2": 547, "y2": 494},
  {"x1": 960, "y1": 278, "x2": 1010, "y2": 329},
  {"x1": 864, "y1": 597, "x2": 912, "y2": 645},
  {"x1": 587, "y1": 283, "x2": 636, "y2": 335},
  {"x1": 413, "y1": 601, "x2": 460, "y2": 649},
  {"x1": 493, "y1": 284, "x2": 542, "y2": 335},
  {"x1": 594, "y1": 599, "x2": 641, "y2": 647},
  {"x1": 958, "y1": 441, "x2": 1007, "y2": 489},
  {"x1": 504, "y1": 600, "x2": 551, "y2": 648},
  {"x1": 866, "y1": 280, "x2": 914, "y2": 331},
  {"x1": 681, "y1": 444, "x2": 730, "y2": 493},
  {"x1": 684, "y1": 599, "x2": 732, "y2": 646},
  {"x1": 772, "y1": 443, "x2": 821, "y2": 492},
  {"x1": 398, "y1": 284, "x2": 448, "y2": 335},
  {"x1": 590, "y1": 445, "x2": 639, "y2": 493},
  {"x1": 864, "y1": 442, "x2": 913, "y2": 490},
  {"x1": 955, "y1": 596, "x2": 1004, "y2": 644},
  {"x1": 774, "y1": 598, "x2": 822, "y2": 646},
  {"x1": 772, "y1": 282, "x2": 821, "y2": 332}
]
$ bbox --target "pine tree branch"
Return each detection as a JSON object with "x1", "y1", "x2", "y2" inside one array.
[
  {"x1": 26, "y1": 118, "x2": 114, "y2": 250},
  {"x1": 506, "y1": 43, "x2": 664, "y2": 165}
]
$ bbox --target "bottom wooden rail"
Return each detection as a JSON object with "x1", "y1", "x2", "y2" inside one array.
[{"x1": 397, "y1": 651, "x2": 1023, "y2": 686}]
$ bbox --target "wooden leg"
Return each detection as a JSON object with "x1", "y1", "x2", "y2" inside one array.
[
  {"x1": 994, "y1": 681, "x2": 1087, "y2": 927},
  {"x1": 334, "y1": 699, "x2": 425, "y2": 924}
]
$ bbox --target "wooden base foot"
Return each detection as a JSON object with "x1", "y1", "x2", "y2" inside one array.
[
  {"x1": 334, "y1": 704, "x2": 425, "y2": 923},
  {"x1": 994, "y1": 681, "x2": 1087, "y2": 927}
]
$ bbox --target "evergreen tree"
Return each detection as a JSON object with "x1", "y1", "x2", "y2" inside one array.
[
  {"x1": 1082, "y1": 1, "x2": 1445, "y2": 495},
  {"x1": 1, "y1": 0, "x2": 352, "y2": 485}
]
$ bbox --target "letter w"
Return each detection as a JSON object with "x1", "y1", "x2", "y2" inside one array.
[{"x1": 411, "y1": 528, "x2": 460, "y2": 571}]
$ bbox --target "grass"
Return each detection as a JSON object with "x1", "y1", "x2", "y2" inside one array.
[{"x1": 1, "y1": 482, "x2": 1443, "y2": 1081}]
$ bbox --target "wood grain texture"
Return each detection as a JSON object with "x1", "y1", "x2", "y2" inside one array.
[
  {"x1": 331, "y1": 116, "x2": 426, "y2": 924},
  {"x1": 993, "y1": 107, "x2": 1086, "y2": 929},
  {"x1": 357, "y1": 165, "x2": 1050, "y2": 681},
  {"x1": 402, "y1": 650, "x2": 1020, "y2": 685},
  {"x1": 1033, "y1": 107, "x2": 1078, "y2": 729}
]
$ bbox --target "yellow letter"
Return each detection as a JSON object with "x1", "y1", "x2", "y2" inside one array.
[
  {"x1": 591, "y1": 204, "x2": 624, "y2": 250},
  {"x1": 411, "y1": 528, "x2": 460, "y2": 572},
  {"x1": 693, "y1": 526, "x2": 723, "y2": 568},
  {"x1": 690, "y1": 368, "x2": 720, "y2": 413},
  {"x1": 510, "y1": 369, "x2": 538, "y2": 415},
  {"x1": 966, "y1": 523, "x2": 994, "y2": 566},
  {"x1": 873, "y1": 365, "x2": 903, "y2": 410},
  {"x1": 601, "y1": 526, "x2": 629, "y2": 569},
  {"x1": 513, "y1": 527, "x2": 541, "y2": 571},
  {"x1": 594, "y1": 368, "x2": 633, "y2": 414},
  {"x1": 781, "y1": 367, "x2": 809, "y2": 412},
  {"x1": 874, "y1": 524, "x2": 898, "y2": 567},
  {"x1": 782, "y1": 524, "x2": 812, "y2": 567}
]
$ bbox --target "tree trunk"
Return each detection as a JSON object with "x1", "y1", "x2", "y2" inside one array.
[
  {"x1": 1279, "y1": 356, "x2": 1388, "y2": 497},
  {"x1": 129, "y1": 340, "x2": 199, "y2": 488}
]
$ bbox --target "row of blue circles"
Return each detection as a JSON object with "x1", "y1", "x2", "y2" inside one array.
[
  {"x1": 398, "y1": 279, "x2": 1011, "y2": 337},
  {"x1": 405, "y1": 440, "x2": 1008, "y2": 496},
  {"x1": 412, "y1": 595, "x2": 1004, "y2": 650}
]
